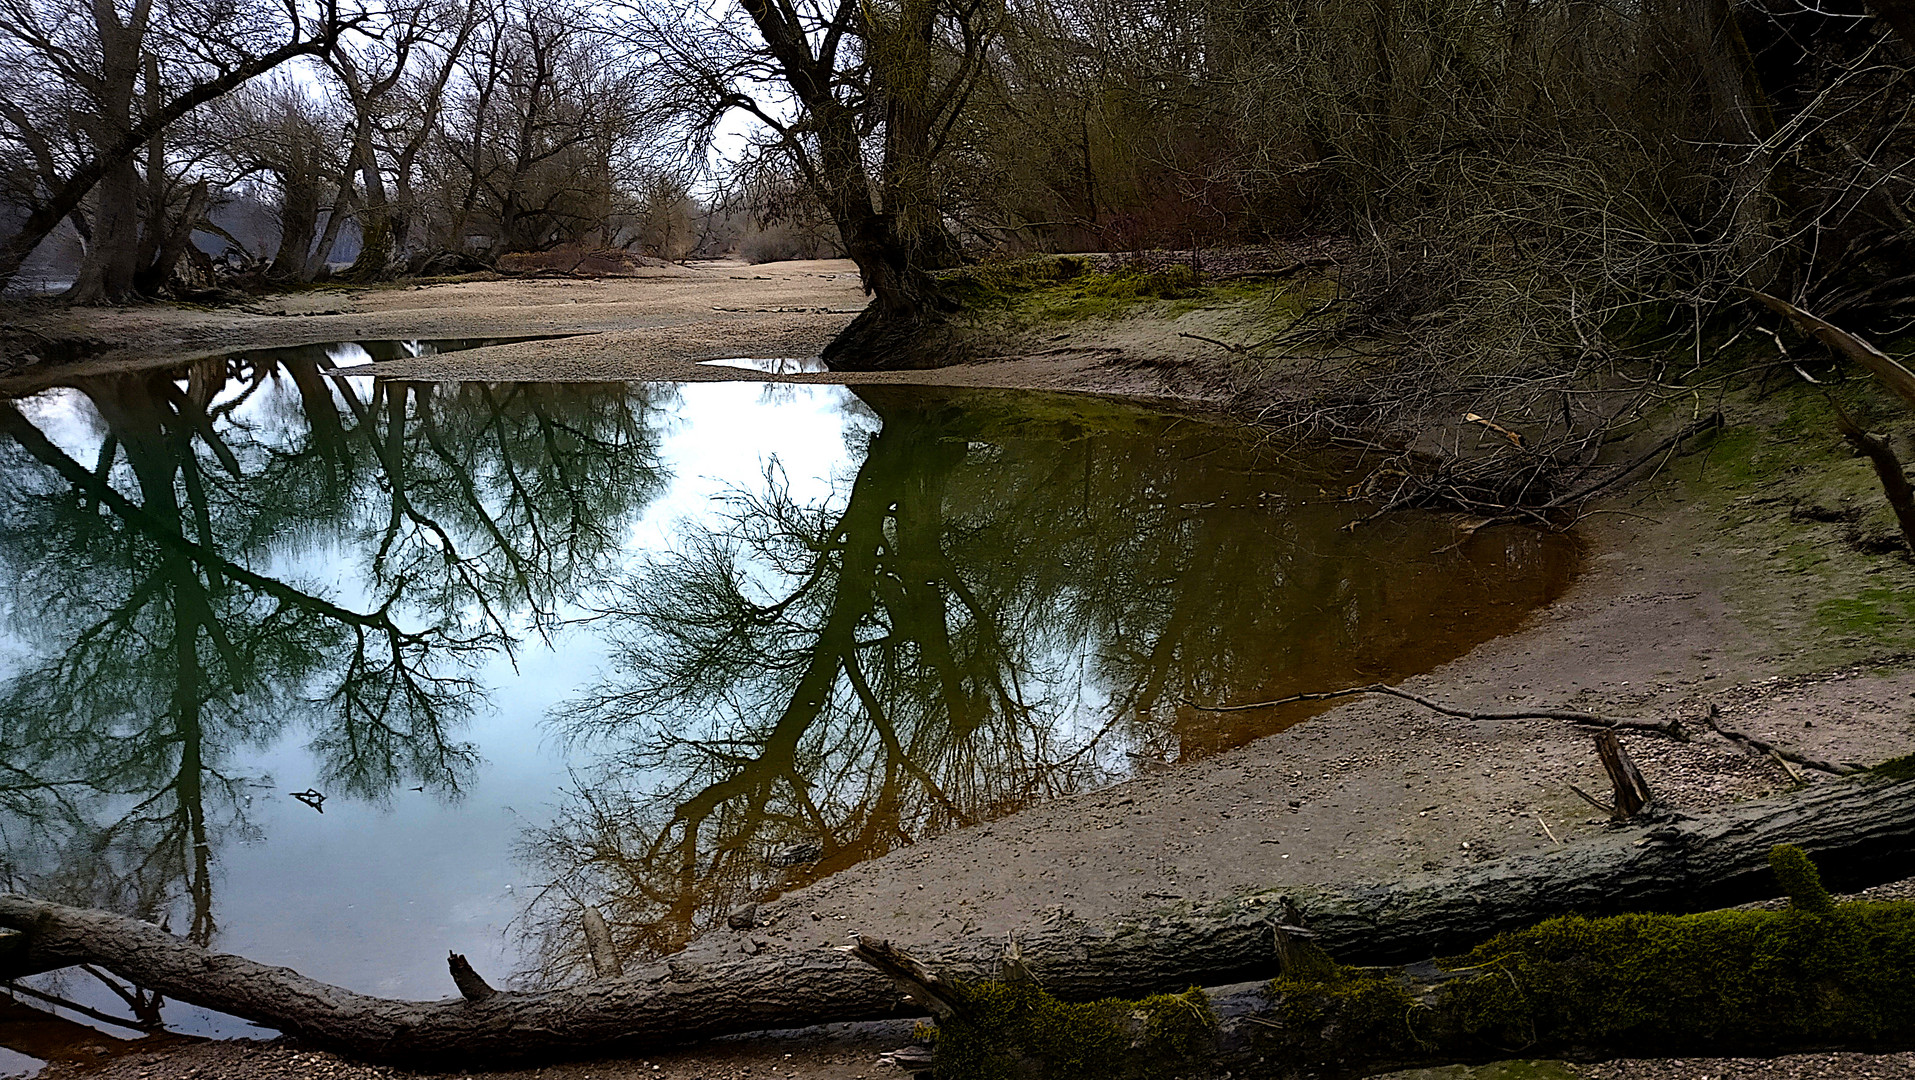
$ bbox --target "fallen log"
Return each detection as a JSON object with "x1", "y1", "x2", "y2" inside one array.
[
  {"x1": 870, "y1": 850, "x2": 1915, "y2": 1079},
  {"x1": 1, "y1": 774, "x2": 1912, "y2": 1065}
]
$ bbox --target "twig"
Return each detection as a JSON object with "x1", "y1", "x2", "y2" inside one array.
[
  {"x1": 1184, "y1": 683, "x2": 1687, "y2": 739},
  {"x1": 1771, "y1": 750, "x2": 1806, "y2": 785},
  {"x1": 1567, "y1": 784, "x2": 1614, "y2": 815},
  {"x1": 1177, "y1": 331, "x2": 1274, "y2": 356},
  {"x1": 1535, "y1": 412, "x2": 1724, "y2": 511},
  {"x1": 845, "y1": 936, "x2": 964, "y2": 1021},
  {"x1": 1704, "y1": 704, "x2": 1864, "y2": 775},
  {"x1": 1535, "y1": 814, "x2": 1559, "y2": 843},
  {"x1": 1214, "y1": 257, "x2": 1334, "y2": 281}
]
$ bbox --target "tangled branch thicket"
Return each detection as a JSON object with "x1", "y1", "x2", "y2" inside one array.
[
  {"x1": 951, "y1": 0, "x2": 1915, "y2": 516},
  {"x1": 1260, "y1": 6, "x2": 1915, "y2": 516}
]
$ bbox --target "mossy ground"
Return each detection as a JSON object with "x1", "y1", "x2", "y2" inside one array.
[
  {"x1": 938, "y1": 256, "x2": 1296, "y2": 328},
  {"x1": 1658, "y1": 367, "x2": 1915, "y2": 667}
]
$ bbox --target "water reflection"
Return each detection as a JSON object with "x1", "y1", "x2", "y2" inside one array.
[
  {"x1": 0, "y1": 348, "x2": 664, "y2": 971},
  {"x1": 0, "y1": 363, "x2": 1574, "y2": 1037},
  {"x1": 518, "y1": 387, "x2": 1577, "y2": 978},
  {"x1": 316, "y1": 337, "x2": 570, "y2": 370},
  {"x1": 696, "y1": 357, "x2": 832, "y2": 375}
]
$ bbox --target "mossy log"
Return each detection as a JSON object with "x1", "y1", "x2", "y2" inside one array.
[
  {"x1": 0, "y1": 776, "x2": 1912, "y2": 1065},
  {"x1": 905, "y1": 897, "x2": 1915, "y2": 1079},
  {"x1": 866, "y1": 849, "x2": 1914, "y2": 1078}
]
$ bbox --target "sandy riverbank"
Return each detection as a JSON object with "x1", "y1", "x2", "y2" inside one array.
[
  {"x1": 0, "y1": 257, "x2": 1258, "y2": 401},
  {"x1": 8, "y1": 266, "x2": 1915, "y2": 1080}
]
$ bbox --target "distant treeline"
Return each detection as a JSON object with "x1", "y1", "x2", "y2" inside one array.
[{"x1": 2, "y1": 0, "x2": 1911, "y2": 328}]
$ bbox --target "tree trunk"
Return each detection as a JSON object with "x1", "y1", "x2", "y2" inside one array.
[
  {"x1": 134, "y1": 181, "x2": 209, "y2": 296},
  {"x1": 270, "y1": 148, "x2": 322, "y2": 280},
  {"x1": 343, "y1": 122, "x2": 392, "y2": 281},
  {"x1": 308, "y1": 181, "x2": 357, "y2": 281},
  {"x1": 1, "y1": 775, "x2": 1910, "y2": 1066},
  {"x1": 64, "y1": 157, "x2": 144, "y2": 304},
  {"x1": 735, "y1": 0, "x2": 954, "y2": 371},
  {"x1": 0, "y1": 35, "x2": 334, "y2": 294}
]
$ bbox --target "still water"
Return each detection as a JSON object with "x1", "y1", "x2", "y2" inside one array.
[{"x1": 0, "y1": 341, "x2": 1576, "y2": 1055}]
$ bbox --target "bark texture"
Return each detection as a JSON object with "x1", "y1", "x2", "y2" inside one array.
[{"x1": 0, "y1": 775, "x2": 1911, "y2": 1065}]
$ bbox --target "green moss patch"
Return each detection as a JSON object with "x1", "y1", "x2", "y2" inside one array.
[
  {"x1": 1661, "y1": 389, "x2": 1915, "y2": 661},
  {"x1": 1817, "y1": 587, "x2": 1915, "y2": 638},
  {"x1": 1770, "y1": 843, "x2": 1835, "y2": 913},
  {"x1": 1268, "y1": 851, "x2": 1911, "y2": 1067},
  {"x1": 927, "y1": 852, "x2": 1914, "y2": 1077},
  {"x1": 928, "y1": 981, "x2": 1216, "y2": 1080},
  {"x1": 938, "y1": 256, "x2": 1274, "y2": 324},
  {"x1": 1434, "y1": 903, "x2": 1915, "y2": 1052},
  {"x1": 1875, "y1": 753, "x2": 1915, "y2": 780}
]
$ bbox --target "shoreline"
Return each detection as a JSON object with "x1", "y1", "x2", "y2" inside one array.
[{"x1": 9, "y1": 264, "x2": 1915, "y2": 1080}]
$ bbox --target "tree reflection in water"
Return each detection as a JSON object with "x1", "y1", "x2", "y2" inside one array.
[
  {"x1": 522, "y1": 387, "x2": 1577, "y2": 979},
  {"x1": 0, "y1": 348, "x2": 664, "y2": 997}
]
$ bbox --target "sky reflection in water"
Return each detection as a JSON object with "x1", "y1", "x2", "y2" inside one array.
[{"x1": 0, "y1": 342, "x2": 1575, "y2": 1046}]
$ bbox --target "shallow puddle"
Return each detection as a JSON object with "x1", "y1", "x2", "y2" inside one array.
[
  {"x1": 205, "y1": 335, "x2": 571, "y2": 373},
  {"x1": 697, "y1": 356, "x2": 831, "y2": 374},
  {"x1": 0, "y1": 347, "x2": 1576, "y2": 1047}
]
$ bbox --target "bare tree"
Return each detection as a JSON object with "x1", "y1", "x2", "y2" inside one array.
[
  {"x1": 207, "y1": 77, "x2": 351, "y2": 280},
  {"x1": 0, "y1": 0, "x2": 356, "y2": 298},
  {"x1": 608, "y1": 0, "x2": 1001, "y2": 362},
  {"x1": 431, "y1": 0, "x2": 635, "y2": 257}
]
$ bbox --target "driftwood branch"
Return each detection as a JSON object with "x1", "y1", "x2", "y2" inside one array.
[
  {"x1": 1826, "y1": 396, "x2": 1915, "y2": 554},
  {"x1": 582, "y1": 906, "x2": 624, "y2": 979},
  {"x1": 0, "y1": 994, "x2": 199, "y2": 1066},
  {"x1": 3, "y1": 977, "x2": 152, "y2": 1033},
  {"x1": 1754, "y1": 290, "x2": 1915, "y2": 553},
  {"x1": 1185, "y1": 682, "x2": 1687, "y2": 739},
  {"x1": 447, "y1": 953, "x2": 496, "y2": 1002},
  {"x1": 0, "y1": 776, "x2": 1910, "y2": 1064},
  {"x1": 1565, "y1": 731, "x2": 1656, "y2": 820},
  {"x1": 847, "y1": 936, "x2": 965, "y2": 1021},
  {"x1": 1705, "y1": 704, "x2": 1868, "y2": 775},
  {"x1": 1345, "y1": 412, "x2": 1723, "y2": 530},
  {"x1": 1750, "y1": 290, "x2": 1915, "y2": 410},
  {"x1": 1533, "y1": 412, "x2": 1724, "y2": 513},
  {"x1": 1596, "y1": 729, "x2": 1654, "y2": 818}
]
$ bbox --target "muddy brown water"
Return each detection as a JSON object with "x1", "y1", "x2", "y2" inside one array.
[{"x1": 0, "y1": 340, "x2": 1576, "y2": 1070}]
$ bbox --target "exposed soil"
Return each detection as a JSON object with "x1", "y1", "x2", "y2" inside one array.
[{"x1": 6, "y1": 263, "x2": 1915, "y2": 1080}]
